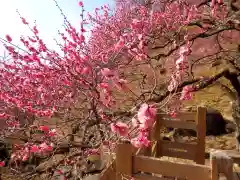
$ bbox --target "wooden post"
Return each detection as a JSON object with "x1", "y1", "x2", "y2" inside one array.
[
  {"x1": 156, "y1": 113, "x2": 163, "y2": 158},
  {"x1": 153, "y1": 114, "x2": 161, "y2": 157},
  {"x1": 195, "y1": 106, "x2": 206, "y2": 165},
  {"x1": 148, "y1": 114, "x2": 161, "y2": 157},
  {"x1": 211, "y1": 154, "x2": 219, "y2": 180},
  {"x1": 210, "y1": 150, "x2": 233, "y2": 180},
  {"x1": 116, "y1": 143, "x2": 132, "y2": 180}
]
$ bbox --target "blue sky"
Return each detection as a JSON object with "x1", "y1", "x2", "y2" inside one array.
[{"x1": 0, "y1": 0, "x2": 114, "y2": 54}]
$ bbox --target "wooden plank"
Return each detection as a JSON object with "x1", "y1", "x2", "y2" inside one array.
[
  {"x1": 161, "y1": 148, "x2": 195, "y2": 160},
  {"x1": 151, "y1": 118, "x2": 161, "y2": 157},
  {"x1": 153, "y1": 116, "x2": 161, "y2": 141},
  {"x1": 133, "y1": 155, "x2": 211, "y2": 180},
  {"x1": 159, "y1": 112, "x2": 196, "y2": 121},
  {"x1": 160, "y1": 140, "x2": 197, "y2": 153},
  {"x1": 133, "y1": 174, "x2": 169, "y2": 180},
  {"x1": 159, "y1": 140, "x2": 196, "y2": 160},
  {"x1": 116, "y1": 143, "x2": 132, "y2": 180},
  {"x1": 195, "y1": 106, "x2": 206, "y2": 164},
  {"x1": 161, "y1": 120, "x2": 197, "y2": 130}
]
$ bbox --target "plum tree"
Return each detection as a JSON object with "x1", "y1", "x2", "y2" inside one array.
[{"x1": 0, "y1": 0, "x2": 239, "y2": 178}]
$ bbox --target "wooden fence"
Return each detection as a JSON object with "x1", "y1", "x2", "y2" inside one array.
[
  {"x1": 149, "y1": 106, "x2": 206, "y2": 164},
  {"x1": 100, "y1": 106, "x2": 236, "y2": 180},
  {"x1": 100, "y1": 142, "x2": 234, "y2": 180}
]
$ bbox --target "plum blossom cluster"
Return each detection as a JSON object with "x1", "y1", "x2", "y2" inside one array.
[
  {"x1": 0, "y1": 125, "x2": 57, "y2": 167},
  {"x1": 0, "y1": 0, "x2": 200, "y2": 121},
  {"x1": 9, "y1": 126, "x2": 56, "y2": 162},
  {"x1": 110, "y1": 122, "x2": 129, "y2": 137},
  {"x1": 168, "y1": 40, "x2": 193, "y2": 99},
  {"x1": 131, "y1": 103, "x2": 157, "y2": 148},
  {"x1": 102, "y1": 1, "x2": 199, "y2": 103},
  {"x1": 210, "y1": 0, "x2": 226, "y2": 18},
  {"x1": 111, "y1": 103, "x2": 157, "y2": 148},
  {"x1": 166, "y1": 0, "x2": 227, "y2": 101},
  {"x1": 11, "y1": 142, "x2": 54, "y2": 162},
  {"x1": 99, "y1": 68, "x2": 128, "y2": 107},
  {"x1": 0, "y1": 161, "x2": 5, "y2": 167},
  {"x1": 39, "y1": 125, "x2": 57, "y2": 137},
  {"x1": 88, "y1": 0, "x2": 200, "y2": 67},
  {"x1": 84, "y1": 148, "x2": 101, "y2": 156},
  {"x1": 180, "y1": 85, "x2": 194, "y2": 100},
  {"x1": 6, "y1": 120, "x2": 20, "y2": 130}
]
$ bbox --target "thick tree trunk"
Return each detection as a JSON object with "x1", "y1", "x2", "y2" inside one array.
[
  {"x1": 224, "y1": 71, "x2": 240, "y2": 98},
  {"x1": 224, "y1": 71, "x2": 240, "y2": 150}
]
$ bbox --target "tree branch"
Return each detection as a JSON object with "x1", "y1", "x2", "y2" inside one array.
[
  {"x1": 109, "y1": 68, "x2": 240, "y2": 117},
  {"x1": 152, "y1": 26, "x2": 235, "y2": 60}
]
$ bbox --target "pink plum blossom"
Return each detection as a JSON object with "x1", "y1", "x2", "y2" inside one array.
[
  {"x1": 0, "y1": 161, "x2": 5, "y2": 167},
  {"x1": 39, "y1": 125, "x2": 49, "y2": 132},
  {"x1": 137, "y1": 103, "x2": 157, "y2": 129},
  {"x1": 101, "y1": 68, "x2": 115, "y2": 78},
  {"x1": 110, "y1": 122, "x2": 129, "y2": 137}
]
